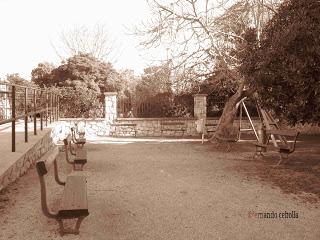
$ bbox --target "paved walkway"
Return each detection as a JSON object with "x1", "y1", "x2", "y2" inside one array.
[{"x1": 0, "y1": 141, "x2": 319, "y2": 240}]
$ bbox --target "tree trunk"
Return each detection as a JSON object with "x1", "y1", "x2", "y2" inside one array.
[{"x1": 210, "y1": 81, "x2": 247, "y2": 142}]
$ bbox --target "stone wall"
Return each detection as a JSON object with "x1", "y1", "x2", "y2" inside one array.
[
  {"x1": 0, "y1": 130, "x2": 55, "y2": 190},
  {"x1": 56, "y1": 119, "x2": 109, "y2": 139},
  {"x1": 56, "y1": 118, "x2": 320, "y2": 138},
  {"x1": 58, "y1": 118, "x2": 260, "y2": 137},
  {"x1": 111, "y1": 117, "x2": 261, "y2": 137}
]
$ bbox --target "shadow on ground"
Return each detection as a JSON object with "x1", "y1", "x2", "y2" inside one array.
[{"x1": 224, "y1": 135, "x2": 320, "y2": 203}]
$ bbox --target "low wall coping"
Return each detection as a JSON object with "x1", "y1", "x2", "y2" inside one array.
[
  {"x1": 193, "y1": 94, "x2": 208, "y2": 97},
  {"x1": 116, "y1": 117, "x2": 198, "y2": 121},
  {"x1": 104, "y1": 92, "x2": 118, "y2": 96},
  {"x1": 59, "y1": 118, "x2": 106, "y2": 121},
  {"x1": 58, "y1": 117, "x2": 261, "y2": 121}
]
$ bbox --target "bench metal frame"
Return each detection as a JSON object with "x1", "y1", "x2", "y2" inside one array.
[
  {"x1": 36, "y1": 161, "x2": 89, "y2": 235},
  {"x1": 253, "y1": 130, "x2": 300, "y2": 165},
  {"x1": 71, "y1": 127, "x2": 86, "y2": 148},
  {"x1": 277, "y1": 131, "x2": 300, "y2": 165},
  {"x1": 63, "y1": 135, "x2": 87, "y2": 170}
]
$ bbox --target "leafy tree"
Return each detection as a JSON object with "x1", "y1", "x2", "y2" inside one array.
[
  {"x1": 244, "y1": 0, "x2": 320, "y2": 124},
  {"x1": 135, "y1": 64, "x2": 172, "y2": 97},
  {"x1": 6, "y1": 73, "x2": 37, "y2": 88},
  {"x1": 56, "y1": 86, "x2": 103, "y2": 118},
  {"x1": 32, "y1": 53, "x2": 124, "y2": 117},
  {"x1": 135, "y1": 0, "x2": 280, "y2": 141},
  {"x1": 32, "y1": 53, "x2": 122, "y2": 92},
  {"x1": 130, "y1": 64, "x2": 194, "y2": 117},
  {"x1": 30, "y1": 62, "x2": 55, "y2": 88}
]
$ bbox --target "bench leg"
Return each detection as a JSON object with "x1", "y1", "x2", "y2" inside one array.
[
  {"x1": 253, "y1": 146, "x2": 265, "y2": 159},
  {"x1": 57, "y1": 216, "x2": 86, "y2": 236},
  {"x1": 277, "y1": 153, "x2": 288, "y2": 166},
  {"x1": 74, "y1": 216, "x2": 86, "y2": 233}
]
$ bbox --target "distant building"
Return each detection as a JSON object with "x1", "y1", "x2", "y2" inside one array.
[{"x1": 0, "y1": 82, "x2": 11, "y2": 120}]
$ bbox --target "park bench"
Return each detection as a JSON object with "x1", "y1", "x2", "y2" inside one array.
[
  {"x1": 63, "y1": 135, "x2": 87, "y2": 170},
  {"x1": 205, "y1": 123, "x2": 218, "y2": 134},
  {"x1": 254, "y1": 129, "x2": 300, "y2": 165},
  {"x1": 160, "y1": 121, "x2": 186, "y2": 136},
  {"x1": 71, "y1": 127, "x2": 86, "y2": 148},
  {"x1": 110, "y1": 122, "x2": 137, "y2": 137},
  {"x1": 270, "y1": 130, "x2": 300, "y2": 165},
  {"x1": 36, "y1": 161, "x2": 89, "y2": 235}
]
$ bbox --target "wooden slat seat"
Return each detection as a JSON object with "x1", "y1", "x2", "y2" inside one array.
[
  {"x1": 57, "y1": 174, "x2": 89, "y2": 219},
  {"x1": 74, "y1": 149, "x2": 87, "y2": 165},
  {"x1": 279, "y1": 146, "x2": 292, "y2": 154},
  {"x1": 205, "y1": 123, "x2": 218, "y2": 133},
  {"x1": 71, "y1": 127, "x2": 86, "y2": 148},
  {"x1": 63, "y1": 135, "x2": 87, "y2": 170},
  {"x1": 254, "y1": 129, "x2": 300, "y2": 164},
  {"x1": 276, "y1": 131, "x2": 300, "y2": 165},
  {"x1": 36, "y1": 161, "x2": 89, "y2": 235}
]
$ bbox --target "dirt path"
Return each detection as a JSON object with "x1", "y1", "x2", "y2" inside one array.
[{"x1": 0, "y1": 141, "x2": 319, "y2": 240}]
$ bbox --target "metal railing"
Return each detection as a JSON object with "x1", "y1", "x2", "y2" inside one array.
[
  {"x1": 117, "y1": 94, "x2": 194, "y2": 118},
  {"x1": 0, "y1": 81, "x2": 59, "y2": 152}
]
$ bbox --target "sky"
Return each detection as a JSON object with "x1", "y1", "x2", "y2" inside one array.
[{"x1": 0, "y1": 0, "x2": 159, "y2": 79}]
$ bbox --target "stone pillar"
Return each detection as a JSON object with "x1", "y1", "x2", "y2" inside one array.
[
  {"x1": 194, "y1": 94, "x2": 207, "y2": 119},
  {"x1": 104, "y1": 92, "x2": 117, "y2": 123}
]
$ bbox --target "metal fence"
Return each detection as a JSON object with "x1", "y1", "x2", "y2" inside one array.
[
  {"x1": 118, "y1": 93, "x2": 194, "y2": 118},
  {"x1": 0, "y1": 81, "x2": 59, "y2": 152},
  {"x1": 207, "y1": 100, "x2": 260, "y2": 118},
  {"x1": 207, "y1": 101, "x2": 225, "y2": 117}
]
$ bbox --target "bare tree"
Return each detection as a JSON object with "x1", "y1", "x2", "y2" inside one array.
[
  {"x1": 52, "y1": 23, "x2": 121, "y2": 63},
  {"x1": 135, "y1": 0, "x2": 281, "y2": 142}
]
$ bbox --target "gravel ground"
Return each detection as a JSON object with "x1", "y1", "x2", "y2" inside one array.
[{"x1": 0, "y1": 141, "x2": 319, "y2": 240}]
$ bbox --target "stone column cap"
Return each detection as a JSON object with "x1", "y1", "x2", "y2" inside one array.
[
  {"x1": 104, "y1": 92, "x2": 118, "y2": 96},
  {"x1": 193, "y1": 93, "x2": 208, "y2": 97}
]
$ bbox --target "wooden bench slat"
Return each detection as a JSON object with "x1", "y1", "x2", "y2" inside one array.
[
  {"x1": 76, "y1": 138, "x2": 86, "y2": 144},
  {"x1": 59, "y1": 175, "x2": 88, "y2": 218},
  {"x1": 254, "y1": 129, "x2": 300, "y2": 164},
  {"x1": 36, "y1": 161, "x2": 89, "y2": 234},
  {"x1": 267, "y1": 129, "x2": 299, "y2": 137},
  {"x1": 64, "y1": 134, "x2": 88, "y2": 169},
  {"x1": 75, "y1": 149, "x2": 87, "y2": 160}
]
